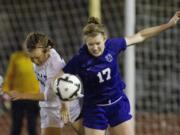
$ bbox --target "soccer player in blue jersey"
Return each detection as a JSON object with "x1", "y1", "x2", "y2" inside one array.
[{"x1": 60, "y1": 11, "x2": 180, "y2": 135}]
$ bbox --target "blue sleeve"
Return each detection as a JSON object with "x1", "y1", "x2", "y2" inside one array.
[
  {"x1": 63, "y1": 55, "x2": 80, "y2": 74},
  {"x1": 106, "y1": 38, "x2": 127, "y2": 55}
]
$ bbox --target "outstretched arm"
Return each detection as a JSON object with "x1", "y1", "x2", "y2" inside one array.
[{"x1": 125, "y1": 11, "x2": 180, "y2": 46}]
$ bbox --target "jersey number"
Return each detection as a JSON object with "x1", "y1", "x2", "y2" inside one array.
[{"x1": 97, "y1": 68, "x2": 111, "y2": 83}]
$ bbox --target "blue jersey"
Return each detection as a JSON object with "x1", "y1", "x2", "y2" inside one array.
[{"x1": 63, "y1": 38, "x2": 127, "y2": 105}]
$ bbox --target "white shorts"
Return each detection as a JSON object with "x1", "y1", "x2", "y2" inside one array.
[
  {"x1": 40, "y1": 99, "x2": 81, "y2": 128},
  {"x1": 68, "y1": 99, "x2": 81, "y2": 122}
]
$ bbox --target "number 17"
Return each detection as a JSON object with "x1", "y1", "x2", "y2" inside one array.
[{"x1": 97, "y1": 68, "x2": 111, "y2": 83}]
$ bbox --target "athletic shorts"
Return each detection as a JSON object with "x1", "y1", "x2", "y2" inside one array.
[
  {"x1": 40, "y1": 107, "x2": 63, "y2": 128},
  {"x1": 83, "y1": 94, "x2": 132, "y2": 130},
  {"x1": 40, "y1": 99, "x2": 81, "y2": 128},
  {"x1": 69, "y1": 99, "x2": 82, "y2": 122}
]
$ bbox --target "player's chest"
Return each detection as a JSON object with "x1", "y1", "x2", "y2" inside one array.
[
  {"x1": 80, "y1": 53, "x2": 116, "y2": 83},
  {"x1": 35, "y1": 69, "x2": 47, "y2": 86}
]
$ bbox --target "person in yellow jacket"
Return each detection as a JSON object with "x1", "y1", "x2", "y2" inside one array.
[{"x1": 2, "y1": 50, "x2": 40, "y2": 135}]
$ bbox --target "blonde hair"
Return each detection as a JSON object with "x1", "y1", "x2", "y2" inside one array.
[{"x1": 83, "y1": 17, "x2": 107, "y2": 40}]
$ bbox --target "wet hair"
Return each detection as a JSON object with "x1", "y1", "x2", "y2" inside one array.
[
  {"x1": 82, "y1": 17, "x2": 107, "y2": 40},
  {"x1": 24, "y1": 32, "x2": 55, "y2": 52}
]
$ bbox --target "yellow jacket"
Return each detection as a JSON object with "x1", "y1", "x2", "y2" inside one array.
[{"x1": 3, "y1": 51, "x2": 39, "y2": 93}]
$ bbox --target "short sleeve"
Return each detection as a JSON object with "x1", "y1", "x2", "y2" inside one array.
[
  {"x1": 106, "y1": 38, "x2": 127, "y2": 55},
  {"x1": 44, "y1": 49, "x2": 66, "y2": 80}
]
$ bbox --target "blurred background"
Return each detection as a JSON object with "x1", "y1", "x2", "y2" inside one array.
[{"x1": 0, "y1": 0, "x2": 180, "y2": 135}]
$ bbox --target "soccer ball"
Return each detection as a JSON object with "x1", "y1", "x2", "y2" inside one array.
[{"x1": 53, "y1": 73, "x2": 83, "y2": 101}]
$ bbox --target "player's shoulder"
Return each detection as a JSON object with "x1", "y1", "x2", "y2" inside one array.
[
  {"x1": 11, "y1": 51, "x2": 25, "y2": 59},
  {"x1": 73, "y1": 45, "x2": 89, "y2": 63},
  {"x1": 49, "y1": 48, "x2": 58, "y2": 57},
  {"x1": 49, "y1": 48, "x2": 65, "y2": 68},
  {"x1": 49, "y1": 49, "x2": 62, "y2": 61},
  {"x1": 105, "y1": 37, "x2": 126, "y2": 51},
  {"x1": 78, "y1": 45, "x2": 89, "y2": 57},
  {"x1": 105, "y1": 37, "x2": 125, "y2": 45},
  {"x1": 66, "y1": 45, "x2": 86, "y2": 61}
]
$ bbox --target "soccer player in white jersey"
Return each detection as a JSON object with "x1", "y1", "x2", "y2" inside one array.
[{"x1": 8, "y1": 32, "x2": 84, "y2": 135}]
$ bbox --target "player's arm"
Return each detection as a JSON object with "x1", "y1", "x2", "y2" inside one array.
[
  {"x1": 7, "y1": 90, "x2": 44, "y2": 101},
  {"x1": 125, "y1": 11, "x2": 180, "y2": 46},
  {"x1": 60, "y1": 101, "x2": 71, "y2": 124},
  {"x1": 55, "y1": 70, "x2": 71, "y2": 123}
]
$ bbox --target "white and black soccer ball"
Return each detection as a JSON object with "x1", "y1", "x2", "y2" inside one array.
[{"x1": 53, "y1": 73, "x2": 83, "y2": 101}]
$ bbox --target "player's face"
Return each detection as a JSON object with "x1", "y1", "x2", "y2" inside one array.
[
  {"x1": 27, "y1": 47, "x2": 49, "y2": 66},
  {"x1": 85, "y1": 33, "x2": 106, "y2": 57}
]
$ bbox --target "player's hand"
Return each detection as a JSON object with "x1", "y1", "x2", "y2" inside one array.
[
  {"x1": 0, "y1": 89, "x2": 11, "y2": 101},
  {"x1": 60, "y1": 102, "x2": 70, "y2": 124},
  {"x1": 2, "y1": 93, "x2": 11, "y2": 101},
  {"x1": 168, "y1": 11, "x2": 180, "y2": 26}
]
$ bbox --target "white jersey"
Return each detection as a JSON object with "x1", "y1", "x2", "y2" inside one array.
[
  {"x1": 34, "y1": 49, "x2": 81, "y2": 128},
  {"x1": 34, "y1": 49, "x2": 65, "y2": 108}
]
